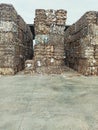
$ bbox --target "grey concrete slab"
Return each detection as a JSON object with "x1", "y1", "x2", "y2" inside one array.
[{"x1": 0, "y1": 73, "x2": 98, "y2": 130}]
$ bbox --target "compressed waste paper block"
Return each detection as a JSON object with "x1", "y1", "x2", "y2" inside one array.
[
  {"x1": 64, "y1": 11, "x2": 98, "y2": 75},
  {"x1": 95, "y1": 45, "x2": 98, "y2": 58},
  {"x1": 32, "y1": 34, "x2": 66, "y2": 74},
  {"x1": 0, "y1": 32, "x2": 18, "y2": 43},
  {"x1": 17, "y1": 15, "x2": 26, "y2": 31},
  {"x1": 0, "y1": 68, "x2": 15, "y2": 75},
  {"x1": 46, "y1": 10, "x2": 56, "y2": 26},
  {"x1": 34, "y1": 22, "x2": 50, "y2": 35},
  {"x1": 48, "y1": 34, "x2": 65, "y2": 45},
  {"x1": 55, "y1": 9, "x2": 67, "y2": 18},
  {"x1": 50, "y1": 25, "x2": 65, "y2": 35},
  {"x1": 35, "y1": 34, "x2": 49, "y2": 44},
  {"x1": 0, "y1": 21, "x2": 18, "y2": 32},
  {"x1": 0, "y1": 4, "x2": 33, "y2": 75},
  {"x1": 34, "y1": 9, "x2": 67, "y2": 35},
  {"x1": 78, "y1": 58, "x2": 98, "y2": 75},
  {"x1": 0, "y1": 4, "x2": 17, "y2": 22},
  {"x1": 25, "y1": 8, "x2": 67, "y2": 74},
  {"x1": 35, "y1": 9, "x2": 46, "y2": 18},
  {"x1": 35, "y1": 34, "x2": 65, "y2": 45},
  {"x1": 80, "y1": 46, "x2": 94, "y2": 58}
]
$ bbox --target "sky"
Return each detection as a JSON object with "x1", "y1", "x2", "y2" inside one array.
[{"x1": 0, "y1": 0, "x2": 98, "y2": 25}]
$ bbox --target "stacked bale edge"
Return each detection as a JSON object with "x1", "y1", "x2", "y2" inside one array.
[
  {"x1": 25, "y1": 9, "x2": 67, "y2": 74},
  {"x1": 0, "y1": 4, "x2": 33, "y2": 75},
  {"x1": 64, "y1": 11, "x2": 98, "y2": 75}
]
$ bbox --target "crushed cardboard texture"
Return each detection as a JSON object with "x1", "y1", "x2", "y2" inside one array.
[{"x1": 64, "y1": 11, "x2": 98, "y2": 75}]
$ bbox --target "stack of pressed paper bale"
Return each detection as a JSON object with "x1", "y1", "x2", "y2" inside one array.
[
  {"x1": 64, "y1": 11, "x2": 98, "y2": 75},
  {"x1": 0, "y1": 4, "x2": 33, "y2": 75},
  {"x1": 32, "y1": 9, "x2": 67, "y2": 74}
]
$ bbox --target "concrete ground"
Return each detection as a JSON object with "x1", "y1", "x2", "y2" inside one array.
[{"x1": 0, "y1": 72, "x2": 98, "y2": 130}]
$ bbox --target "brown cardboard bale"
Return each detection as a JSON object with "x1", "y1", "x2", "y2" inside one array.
[
  {"x1": 32, "y1": 34, "x2": 66, "y2": 74},
  {"x1": 0, "y1": 4, "x2": 33, "y2": 75},
  {"x1": 64, "y1": 11, "x2": 98, "y2": 75},
  {"x1": 78, "y1": 59, "x2": 98, "y2": 75},
  {"x1": 0, "y1": 4, "x2": 17, "y2": 22},
  {"x1": 34, "y1": 9, "x2": 67, "y2": 35},
  {"x1": 0, "y1": 68, "x2": 15, "y2": 75},
  {"x1": 25, "y1": 8, "x2": 67, "y2": 74}
]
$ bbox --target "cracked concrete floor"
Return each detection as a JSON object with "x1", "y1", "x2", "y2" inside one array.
[{"x1": 0, "y1": 72, "x2": 98, "y2": 130}]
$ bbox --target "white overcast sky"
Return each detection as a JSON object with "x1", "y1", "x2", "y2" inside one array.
[{"x1": 0, "y1": 0, "x2": 98, "y2": 25}]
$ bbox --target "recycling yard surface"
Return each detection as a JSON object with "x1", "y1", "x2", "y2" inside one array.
[{"x1": 0, "y1": 72, "x2": 98, "y2": 130}]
